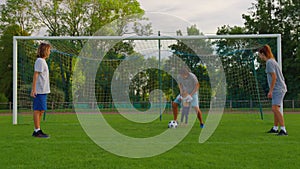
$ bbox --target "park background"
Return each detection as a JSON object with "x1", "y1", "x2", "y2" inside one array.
[
  {"x1": 0, "y1": 0, "x2": 299, "y2": 109},
  {"x1": 0, "y1": 1, "x2": 299, "y2": 169}
]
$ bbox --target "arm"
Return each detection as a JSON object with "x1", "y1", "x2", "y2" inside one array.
[
  {"x1": 31, "y1": 71, "x2": 39, "y2": 98},
  {"x1": 178, "y1": 83, "x2": 183, "y2": 96},
  {"x1": 190, "y1": 82, "x2": 199, "y2": 96},
  {"x1": 267, "y1": 72, "x2": 276, "y2": 98}
]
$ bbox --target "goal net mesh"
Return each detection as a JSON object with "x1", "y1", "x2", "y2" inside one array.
[{"x1": 15, "y1": 36, "x2": 278, "y2": 123}]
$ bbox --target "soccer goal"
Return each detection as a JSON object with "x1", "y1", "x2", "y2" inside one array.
[{"x1": 13, "y1": 34, "x2": 282, "y2": 124}]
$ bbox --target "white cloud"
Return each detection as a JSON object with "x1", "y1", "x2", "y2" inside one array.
[{"x1": 138, "y1": 0, "x2": 255, "y2": 34}]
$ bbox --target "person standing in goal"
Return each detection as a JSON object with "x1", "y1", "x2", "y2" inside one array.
[
  {"x1": 172, "y1": 67, "x2": 204, "y2": 128},
  {"x1": 258, "y1": 44, "x2": 288, "y2": 136},
  {"x1": 30, "y1": 43, "x2": 51, "y2": 138}
]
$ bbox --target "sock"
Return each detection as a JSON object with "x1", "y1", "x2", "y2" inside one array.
[
  {"x1": 273, "y1": 126, "x2": 278, "y2": 131},
  {"x1": 34, "y1": 128, "x2": 40, "y2": 132},
  {"x1": 280, "y1": 126, "x2": 286, "y2": 133}
]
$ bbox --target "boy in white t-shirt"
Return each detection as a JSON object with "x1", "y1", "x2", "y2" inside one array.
[{"x1": 30, "y1": 43, "x2": 51, "y2": 138}]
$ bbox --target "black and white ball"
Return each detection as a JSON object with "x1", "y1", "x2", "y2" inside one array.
[{"x1": 168, "y1": 120, "x2": 178, "y2": 128}]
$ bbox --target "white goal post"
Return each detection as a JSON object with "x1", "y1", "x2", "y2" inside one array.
[{"x1": 12, "y1": 34, "x2": 282, "y2": 124}]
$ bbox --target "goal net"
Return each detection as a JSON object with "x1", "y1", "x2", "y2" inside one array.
[{"x1": 13, "y1": 35, "x2": 281, "y2": 124}]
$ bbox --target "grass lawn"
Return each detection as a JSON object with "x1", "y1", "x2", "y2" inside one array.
[{"x1": 0, "y1": 113, "x2": 300, "y2": 169}]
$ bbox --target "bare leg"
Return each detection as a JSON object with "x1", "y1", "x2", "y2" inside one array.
[
  {"x1": 33, "y1": 110, "x2": 44, "y2": 129},
  {"x1": 273, "y1": 112, "x2": 279, "y2": 127},
  {"x1": 272, "y1": 105, "x2": 284, "y2": 127},
  {"x1": 185, "y1": 108, "x2": 189, "y2": 124},
  {"x1": 181, "y1": 107, "x2": 189, "y2": 124},
  {"x1": 194, "y1": 106, "x2": 204, "y2": 124},
  {"x1": 180, "y1": 109, "x2": 184, "y2": 123},
  {"x1": 172, "y1": 102, "x2": 179, "y2": 121},
  {"x1": 39, "y1": 111, "x2": 44, "y2": 122}
]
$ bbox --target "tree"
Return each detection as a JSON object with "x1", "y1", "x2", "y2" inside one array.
[
  {"x1": 168, "y1": 25, "x2": 213, "y2": 104},
  {"x1": 29, "y1": 0, "x2": 146, "y2": 103},
  {"x1": 0, "y1": 25, "x2": 29, "y2": 101},
  {"x1": 215, "y1": 25, "x2": 264, "y2": 102},
  {"x1": 31, "y1": 0, "x2": 145, "y2": 36},
  {"x1": 169, "y1": 25, "x2": 213, "y2": 69},
  {"x1": 0, "y1": 0, "x2": 39, "y2": 34},
  {"x1": 30, "y1": 0, "x2": 64, "y2": 36},
  {"x1": 0, "y1": 0, "x2": 149, "y2": 104},
  {"x1": 242, "y1": 0, "x2": 300, "y2": 99}
]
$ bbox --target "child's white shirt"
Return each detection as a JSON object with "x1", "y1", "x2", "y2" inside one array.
[{"x1": 180, "y1": 95, "x2": 193, "y2": 103}]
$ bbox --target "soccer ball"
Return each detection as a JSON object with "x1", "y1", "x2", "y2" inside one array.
[{"x1": 168, "y1": 120, "x2": 178, "y2": 128}]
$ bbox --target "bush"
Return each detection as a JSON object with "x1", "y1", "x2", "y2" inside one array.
[{"x1": 0, "y1": 93, "x2": 8, "y2": 102}]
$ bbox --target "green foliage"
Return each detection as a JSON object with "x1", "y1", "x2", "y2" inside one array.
[
  {"x1": 0, "y1": 25, "x2": 29, "y2": 101},
  {"x1": 7, "y1": 0, "x2": 149, "y2": 37},
  {"x1": 96, "y1": 59, "x2": 121, "y2": 104},
  {"x1": 0, "y1": 0, "x2": 146, "y2": 103},
  {"x1": 215, "y1": 1, "x2": 299, "y2": 100},
  {"x1": 214, "y1": 27, "x2": 272, "y2": 105},
  {"x1": 242, "y1": 0, "x2": 300, "y2": 99},
  {"x1": 0, "y1": 93, "x2": 8, "y2": 102},
  {"x1": 0, "y1": 0, "x2": 39, "y2": 34},
  {"x1": 47, "y1": 86, "x2": 65, "y2": 103},
  {"x1": 106, "y1": 41, "x2": 135, "y2": 59},
  {"x1": 30, "y1": 0, "x2": 145, "y2": 36},
  {"x1": 169, "y1": 25, "x2": 213, "y2": 104},
  {"x1": 217, "y1": 25, "x2": 246, "y2": 35},
  {"x1": 48, "y1": 41, "x2": 79, "y2": 103}
]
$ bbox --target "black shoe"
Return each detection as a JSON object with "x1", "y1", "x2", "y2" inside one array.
[
  {"x1": 277, "y1": 130, "x2": 288, "y2": 136},
  {"x1": 32, "y1": 131, "x2": 38, "y2": 137},
  {"x1": 32, "y1": 130, "x2": 49, "y2": 138},
  {"x1": 267, "y1": 128, "x2": 278, "y2": 133}
]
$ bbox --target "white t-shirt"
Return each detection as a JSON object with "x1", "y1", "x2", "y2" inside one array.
[
  {"x1": 181, "y1": 94, "x2": 193, "y2": 103},
  {"x1": 34, "y1": 58, "x2": 50, "y2": 94}
]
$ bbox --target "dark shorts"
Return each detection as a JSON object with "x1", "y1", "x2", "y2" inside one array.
[{"x1": 33, "y1": 94, "x2": 47, "y2": 111}]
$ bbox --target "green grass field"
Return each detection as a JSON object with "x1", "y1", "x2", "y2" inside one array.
[{"x1": 0, "y1": 113, "x2": 300, "y2": 169}]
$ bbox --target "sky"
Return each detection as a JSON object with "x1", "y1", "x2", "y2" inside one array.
[{"x1": 137, "y1": 0, "x2": 256, "y2": 34}]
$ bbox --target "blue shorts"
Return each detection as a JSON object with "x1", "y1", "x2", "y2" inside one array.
[
  {"x1": 272, "y1": 91, "x2": 286, "y2": 106},
  {"x1": 33, "y1": 94, "x2": 48, "y2": 111},
  {"x1": 174, "y1": 93, "x2": 199, "y2": 107}
]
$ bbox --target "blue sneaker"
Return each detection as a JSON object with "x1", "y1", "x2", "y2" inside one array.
[{"x1": 200, "y1": 123, "x2": 204, "y2": 128}]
